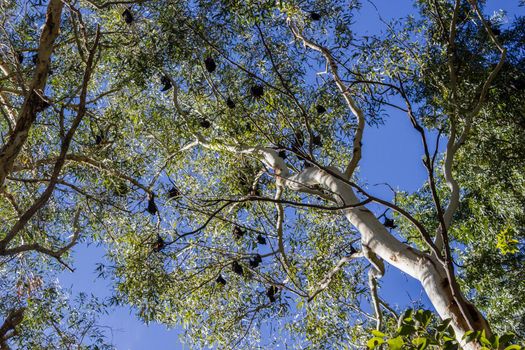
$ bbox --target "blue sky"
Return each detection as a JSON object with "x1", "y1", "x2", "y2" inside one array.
[{"x1": 58, "y1": 1, "x2": 525, "y2": 349}]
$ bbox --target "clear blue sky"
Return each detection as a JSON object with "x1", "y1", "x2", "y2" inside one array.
[{"x1": 59, "y1": 1, "x2": 524, "y2": 349}]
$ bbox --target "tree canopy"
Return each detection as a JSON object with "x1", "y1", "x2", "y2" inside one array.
[{"x1": 0, "y1": 0, "x2": 524, "y2": 349}]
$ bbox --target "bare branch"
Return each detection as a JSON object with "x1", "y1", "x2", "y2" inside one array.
[
  {"x1": 288, "y1": 20, "x2": 365, "y2": 178},
  {"x1": 274, "y1": 186, "x2": 304, "y2": 293}
]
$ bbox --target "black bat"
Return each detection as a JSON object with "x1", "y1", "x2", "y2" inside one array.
[
  {"x1": 204, "y1": 57, "x2": 216, "y2": 73},
  {"x1": 122, "y1": 9, "x2": 134, "y2": 24}
]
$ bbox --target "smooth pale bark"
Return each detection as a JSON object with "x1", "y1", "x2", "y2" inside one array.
[
  {"x1": 193, "y1": 78, "x2": 491, "y2": 348},
  {"x1": 285, "y1": 166, "x2": 489, "y2": 349}
]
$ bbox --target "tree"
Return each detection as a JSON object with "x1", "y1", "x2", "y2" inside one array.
[
  {"x1": 0, "y1": 0, "x2": 523, "y2": 349},
  {"x1": 0, "y1": 285, "x2": 114, "y2": 349}
]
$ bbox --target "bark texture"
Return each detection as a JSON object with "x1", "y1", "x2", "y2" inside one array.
[{"x1": 0, "y1": 0, "x2": 63, "y2": 188}]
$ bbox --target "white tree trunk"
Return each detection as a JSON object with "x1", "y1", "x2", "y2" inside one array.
[
  {"x1": 287, "y1": 166, "x2": 488, "y2": 349},
  {"x1": 197, "y1": 124, "x2": 490, "y2": 349}
]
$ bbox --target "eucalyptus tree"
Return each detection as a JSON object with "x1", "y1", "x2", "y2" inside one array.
[
  {"x1": 0, "y1": 0, "x2": 523, "y2": 349},
  {"x1": 0, "y1": 0, "x2": 153, "y2": 347},
  {"x1": 401, "y1": 4, "x2": 525, "y2": 340}
]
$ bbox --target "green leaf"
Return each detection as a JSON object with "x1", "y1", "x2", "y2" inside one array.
[
  {"x1": 367, "y1": 337, "x2": 385, "y2": 349},
  {"x1": 500, "y1": 334, "x2": 517, "y2": 346},
  {"x1": 414, "y1": 309, "x2": 424, "y2": 323},
  {"x1": 490, "y1": 335, "x2": 499, "y2": 348},
  {"x1": 412, "y1": 337, "x2": 429, "y2": 350},
  {"x1": 437, "y1": 318, "x2": 452, "y2": 333},
  {"x1": 371, "y1": 330, "x2": 386, "y2": 337},
  {"x1": 387, "y1": 336, "x2": 405, "y2": 350},
  {"x1": 480, "y1": 336, "x2": 492, "y2": 346},
  {"x1": 422, "y1": 310, "x2": 432, "y2": 327},
  {"x1": 443, "y1": 341, "x2": 459, "y2": 350},
  {"x1": 397, "y1": 324, "x2": 416, "y2": 336},
  {"x1": 400, "y1": 309, "x2": 413, "y2": 322},
  {"x1": 463, "y1": 330, "x2": 478, "y2": 344},
  {"x1": 503, "y1": 346, "x2": 522, "y2": 350}
]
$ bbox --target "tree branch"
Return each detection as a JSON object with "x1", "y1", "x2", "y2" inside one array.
[
  {"x1": 0, "y1": 0, "x2": 64, "y2": 188},
  {"x1": 308, "y1": 251, "x2": 362, "y2": 302},
  {"x1": 0, "y1": 27, "x2": 100, "y2": 252},
  {"x1": 0, "y1": 308, "x2": 25, "y2": 348},
  {"x1": 288, "y1": 20, "x2": 365, "y2": 178}
]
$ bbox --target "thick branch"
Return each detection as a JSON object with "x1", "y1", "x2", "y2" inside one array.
[
  {"x1": 0, "y1": 28, "x2": 100, "y2": 251},
  {"x1": 0, "y1": 308, "x2": 25, "y2": 348},
  {"x1": 0, "y1": 0, "x2": 64, "y2": 188}
]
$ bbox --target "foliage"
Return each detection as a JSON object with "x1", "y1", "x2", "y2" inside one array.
[
  {"x1": 367, "y1": 309, "x2": 523, "y2": 350},
  {"x1": 0, "y1": 0, "x2": 524, "y2": 349},
  {"x1": 406, "y1": 1, "x2": 525, "y2": 338},
  {"x1": 0, "y1": 282, "x2": 114, "y2": 349}
]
